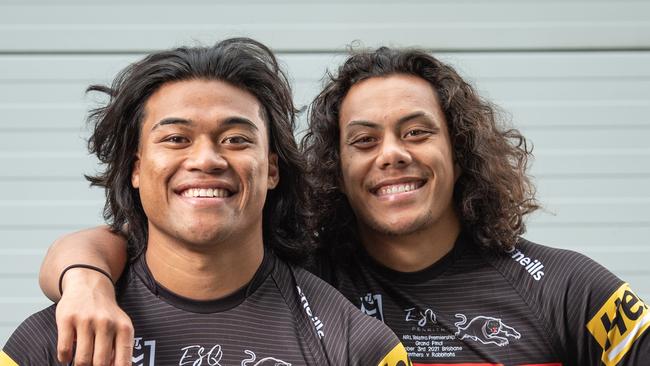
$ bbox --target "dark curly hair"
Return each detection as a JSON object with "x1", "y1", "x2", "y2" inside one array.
[
  {"x1": 302, "y1": 46, "x2": 539, "y2": 252},
  {"x1": 86, "y1": 37, "x2": 314, "y2": 264}
]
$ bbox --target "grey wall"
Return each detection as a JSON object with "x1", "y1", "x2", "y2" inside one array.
[{"x1": 1, "y1": 0, "x2": 649, "y2": 344}]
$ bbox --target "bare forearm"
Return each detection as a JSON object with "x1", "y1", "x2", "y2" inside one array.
[{"x1": 39, "y1": 225, "x2": 128, "y2": 301}]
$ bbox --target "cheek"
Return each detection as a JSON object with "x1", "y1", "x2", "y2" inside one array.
[
  {"x1": 339, "y1": 147, "x2": 365, "y2": 179},
  {"x1": 141, "y1": 161, "x2": 168, "y2": 184},
  {"x1": 137, "y1": 153, "x2": 176, "y2": 198},
  {"x1": 238, "y1": 154, "x2": 269, "y2": 195},
  {"x1": 428, "y1": 139, "x2": 455, "y2": 174}
]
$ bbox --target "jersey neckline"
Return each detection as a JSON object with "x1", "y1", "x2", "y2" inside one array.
[
  {"x1": 131, "y1": 247, "x2": 276, "y2": 313},
  {"x1": 357, "y1": 230, "x2": 471, "y2": 283}
]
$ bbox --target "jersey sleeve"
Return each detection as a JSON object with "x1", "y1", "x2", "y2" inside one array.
[
  {"x1": 548, "y1": 248, "x2": 650, "y2": 365},
  {"x1": 288, "y1": 264, "x2": 411, "y2": 366},
  {"x1": 584, "y1": 282, "x2": 650, "y2": 365},
  {"x1": 346, "y1": 306, "x2": 412, "y2": 366},
  {"x1": 1, "y1": 306, "x2": 61, "y2": 366},
  {"x1": 501, "y1": 240, "x2": 649, "y2": 365}
]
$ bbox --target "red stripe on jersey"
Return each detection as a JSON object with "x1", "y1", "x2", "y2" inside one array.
[
  {"x1": 412, "y1": 363, "x2": 561, "y2": 366},
  {"x1": 412, "y1": 363, "x2": 503, "y2": 366}
]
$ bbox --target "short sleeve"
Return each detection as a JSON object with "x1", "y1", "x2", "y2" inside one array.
[
  {"x1": 346, "y1": 306, "x2": 412, "y2": 366},
  {"x1": 1, "y1": 306, "x2": 60, "y2": 366}
]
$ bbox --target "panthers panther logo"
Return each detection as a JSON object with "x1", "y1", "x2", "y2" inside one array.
[{"x1": 454, "y1": 313, "x2": 521, "y2": 347}]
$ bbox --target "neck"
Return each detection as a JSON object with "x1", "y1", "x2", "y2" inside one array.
[
  {"x1": 145, "y1": 229, "x2": 264, "y2": 301},
  {"x1": 360, "y1": 210, "x2": 461, "y2": 272}
]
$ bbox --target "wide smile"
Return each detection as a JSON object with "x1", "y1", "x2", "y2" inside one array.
[
  {"x1": 179, "y1": 187, "x2": 233, "y2": 198},
  {"x1": 174, "y1": 181, "x2": 239, "y2": 204},
  {"x1": 370, "y1": 179, "x2": 427, "y2": 198}
]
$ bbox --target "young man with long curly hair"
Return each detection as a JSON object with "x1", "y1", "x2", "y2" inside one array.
[{"x1": 32, "y1": 47, "x2": 649, "y2": 365}]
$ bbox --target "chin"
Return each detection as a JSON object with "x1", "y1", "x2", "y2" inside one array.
[
  {"x1": 365, "y1": 213, "x2": 433, "y2": 237},
  {"x1": 178, "y1": 228, "x2": 226, "y2": 247}
]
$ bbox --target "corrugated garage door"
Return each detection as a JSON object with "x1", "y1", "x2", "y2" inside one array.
[{"x1": 1, "y1": 0, "x2": 649, "y2": 344}]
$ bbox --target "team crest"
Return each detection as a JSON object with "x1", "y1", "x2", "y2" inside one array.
[
  {"x1": 359, "y1": 293, "x2": 384, "y2": 322},
  {"x1": 132, "y1": 337, "x2": 156, "y2": 366}
]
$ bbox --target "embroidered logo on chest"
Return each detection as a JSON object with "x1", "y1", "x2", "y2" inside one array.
[
  {"x1": 454, "y1": 313, "x2": 521, "y2": 347},
  {"x1": 132, "y1": 337, "x2": 156, "y2": 366},
  {"x1": 359, "y1": 292, "x2": 385, "y2": 322}
]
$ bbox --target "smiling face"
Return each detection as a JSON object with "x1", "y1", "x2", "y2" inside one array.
[
  {"x1": 131, "y1": 79, "x2": 279, "y2": 249},
  {"x1": 338, "y1": 74, "x2": 458, "y2": 238}
]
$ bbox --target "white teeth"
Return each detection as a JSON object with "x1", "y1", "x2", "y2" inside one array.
[
  {"x1": 378, "y1": 183, "x2": 418, "y2": 196},
  {"x1": 181, "y1": 188, "x2": 230, "y2": 198}
]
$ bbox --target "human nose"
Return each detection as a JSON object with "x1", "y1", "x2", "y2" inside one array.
[
  {"x1": 375, "y1": 134, "x2": 412, "y2": 169},
  {"x1": 184, "y1": 137, "x2": 228, "y2": 172}
]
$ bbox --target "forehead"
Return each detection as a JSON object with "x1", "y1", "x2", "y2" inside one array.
[
  {"x1": 143, "y1": 79, "x2": 265, "y2": 131},
  {"x1": 339, "y1": 74, "x2": 442, "y2": 127}
]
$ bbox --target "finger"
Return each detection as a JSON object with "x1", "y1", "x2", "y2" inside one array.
[
  {"x1": 113, "y1": 321, "x2": 134, "y2": 366},
  {"x1": 92, "y1": 320, "x2": 114, "y2": 366},
  {"x1": 72, "y1": 321, "x2": 94, "y2": 366},
  {"x1": 55, "y1": 316, "x2": 75, "y2": 364}
]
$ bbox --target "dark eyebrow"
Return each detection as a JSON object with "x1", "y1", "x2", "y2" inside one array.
[
  {"x1": 397, "y1": 111, "x2": 426, "y2": 125},
  {"x1": 396, "y1": 111, "x2": 440, "y2": 131},
  {"x1": 345, "y1": 111, "x2": 437, "y2": 131},
  {"x1": 345, "y1": 120, "x2": 382, "y2": 130},
  {"x1": 222, "y1": 116, "x2": 259, "y2": 131},
  {"x1": 151, "y1": 117, "x2": 193, "y2": 131},
  {"x1": 150, "y1": 116, "x2": 259, "y2": 131}
]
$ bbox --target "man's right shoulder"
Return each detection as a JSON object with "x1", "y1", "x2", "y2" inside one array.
[
  {"x1": 1, "y1": 305, "x2": 61, "y2": 366},
  {"x1": 291, "y1": 265, "x2": 408, "y2": 366}
]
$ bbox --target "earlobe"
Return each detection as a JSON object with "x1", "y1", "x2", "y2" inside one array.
[
  {"x1": 131, "y1": 156, "x2": 141, "y2": 189},
  {"x1": 267, "y1": 153, "x2": 279, "y2": 189}
]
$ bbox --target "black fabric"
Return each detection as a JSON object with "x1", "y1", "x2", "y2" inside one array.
[
  {"x1": 2, "y1": 251, "x2": 406, "y2": 366},
  {"x1": 130, "y1": 250, "x2": 275, "y2": 314},
  {"x1": 327, "y1": 235, "x2": 650, "y2": 365}
]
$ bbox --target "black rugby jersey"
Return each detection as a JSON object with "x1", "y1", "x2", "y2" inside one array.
[
  {"x1": 1, "y1": 250, "x2": 410, "y2": 366},
  {"x1": 322, "y1": 232, "x2": 650, "y2": 366}
]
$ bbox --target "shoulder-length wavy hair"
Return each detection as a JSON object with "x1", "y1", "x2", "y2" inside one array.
[
  {"x1": 86, "y1": 37, "x2": 313, "y2": 263},
  {"x1": 302, "y1": 47, "x2": 539, "y2": 252}
]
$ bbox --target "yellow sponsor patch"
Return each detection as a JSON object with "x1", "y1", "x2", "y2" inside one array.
[
  {"x1": 586, "y1": 283, "x2": 650, "y2": 366},
  {"x1": 0, "y1": 351, "x2": 18, "y2": 366},
  {"x1": 378, "y1": 342, "x2": 412, "y2": 366}
]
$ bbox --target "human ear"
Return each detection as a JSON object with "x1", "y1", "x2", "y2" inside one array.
[
  {"x1": 267, "y1": 153, "x2": 279, "y2": 189},
  {"x1": 131, "y1": 154, "x2": 141, "y2": 189},
  {"x1": 454, "y1": 163, "x2": 462, "y2": 182}
]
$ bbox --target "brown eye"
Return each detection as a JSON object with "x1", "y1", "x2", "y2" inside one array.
[
  {"x1": 404, "y1": 129, "x2": 432, "y2": 140},
  {"x1": 222, "y1": 135, "x2": 252, "y2": 145},
  {"x1": 163, "y1": 135, "x2": 190, "y2": 144},
  {"x1": 351, "y1": 135, "x2": 378, "y2": 148},
  {"x1": 405, "y1": 130, "x2": 425, "y2": 137}
]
